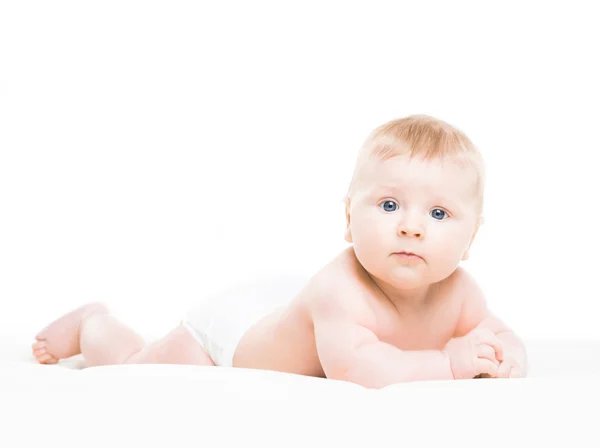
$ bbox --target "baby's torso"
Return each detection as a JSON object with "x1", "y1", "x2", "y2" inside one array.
[
  {"x1": 366, "y1": 290, "x2": 461, "y2": 351},
  {"x1": 233, "y1": 247, "x2": 464, "y2": 377},
  {"x1": 232, "y1": 282, "x2": 325, "y2": 377}
]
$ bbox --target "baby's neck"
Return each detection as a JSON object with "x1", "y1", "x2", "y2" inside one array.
[{"x1": 370, "y1": 276, "x2": 438, "y2": 312}]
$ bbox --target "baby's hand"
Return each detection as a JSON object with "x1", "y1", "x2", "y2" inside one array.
[
  {"x1": 442, "y1": 328, "x2": 504, "y2": 380},
  {"x1": 495, "y1": 355, "x2": 525, "y2": 378}
]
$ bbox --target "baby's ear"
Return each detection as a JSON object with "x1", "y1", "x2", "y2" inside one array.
[
  {"x1": 344, "y1": 197, "x2": 353, "y2": 243},
  {"x1": 344, "y1": 227, "x2": 353, "y2": 243},
  {"x1": 462, "y1": 215, "x2": 485, "y2": 261}
]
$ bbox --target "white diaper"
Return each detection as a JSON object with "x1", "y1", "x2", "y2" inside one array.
[{"x1": 181, "y1": 273, "x2": 309, "y2": 367}]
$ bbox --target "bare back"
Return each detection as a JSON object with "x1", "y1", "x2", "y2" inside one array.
[{"x1": 233, "y1": 246, "x2": 465, "y2": 378}]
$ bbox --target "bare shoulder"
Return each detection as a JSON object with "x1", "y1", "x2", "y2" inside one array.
[
  {"x1": 304, "y1": 246, "x2": 377, "y2": 326},
  {"x1": 449, "y1": 266, "x2": 490, "y2": 337}
]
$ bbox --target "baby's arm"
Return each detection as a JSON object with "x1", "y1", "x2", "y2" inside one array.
[
  {"x1": 454, "y1": 269, "x2": 528, "y2": 376},
  {"x1": 311, "y1": 293, "x2": 454, "y2": 388}
]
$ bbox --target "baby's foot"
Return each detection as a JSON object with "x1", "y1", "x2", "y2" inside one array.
[
  {"x1": 32, "y1": 302, "x2": 109, "y2": 364},
  {"x1": 31, "y1": 340, "x2": 59, "y2": 364}
]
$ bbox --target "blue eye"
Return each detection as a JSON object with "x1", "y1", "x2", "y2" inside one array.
[
  {"x1": 430, "y1": 209, "x2": 447, "y2": 220},
  {"x1": 380, "y1": 200, "x2": 398, "y2": 212}
]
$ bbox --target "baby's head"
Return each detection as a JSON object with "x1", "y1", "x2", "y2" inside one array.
[{"x1": 344, "y1": 115, "x2": 485, "y2": 289}]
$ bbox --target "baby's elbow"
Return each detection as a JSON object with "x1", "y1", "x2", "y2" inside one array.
[
  {"x1": 337, "y1": 364, "x2": 385, "y2": 389},
  {"x1": 321, "y1": 355, "x2": 354, "y2": 383},
  {"x1": 324, "y1": 350, "x2": 381, "y2": 388},
  {"x1": 320, "y1": 349, "x2": 359, "y2": 383},
  {"x1": 327, "y1": 365, "x2": 352, "y2": 384}
]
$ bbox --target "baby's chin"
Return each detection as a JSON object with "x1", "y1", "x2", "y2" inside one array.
[{"x1": 375, "y1": 267, "x2": 431, "y2": 290}]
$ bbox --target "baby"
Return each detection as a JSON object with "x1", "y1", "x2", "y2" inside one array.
[{"x1": 32, "y1": 115, "x2": 528, "y2": 388}]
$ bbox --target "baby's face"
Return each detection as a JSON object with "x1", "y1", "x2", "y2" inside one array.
[{"x1": 346, "y1": 154, "x2": 482, "y2": 289}]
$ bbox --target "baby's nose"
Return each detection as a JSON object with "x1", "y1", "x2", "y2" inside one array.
[{"x1": 399, "y1": 228, "x2": 423, "y2": 238}]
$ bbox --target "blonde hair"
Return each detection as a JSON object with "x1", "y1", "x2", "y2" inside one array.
[{"x1": 344, "y1": 114, "x2": 486, "y2": 214}]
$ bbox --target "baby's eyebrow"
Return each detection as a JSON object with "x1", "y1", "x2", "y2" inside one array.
[
  {"x1": 430, "y1": 195, "x2": 463, "y2": 210},
  {"x1": 437, "y1": 199, "x2": 461, "y2": 211},
  {"x1": 375, "y1": 185, "x2": 403, "y2": 193}
]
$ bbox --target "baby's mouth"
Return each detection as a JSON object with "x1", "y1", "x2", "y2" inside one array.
[{"x1": 393, "y1": 251, "x2": 424, "y2": 261}]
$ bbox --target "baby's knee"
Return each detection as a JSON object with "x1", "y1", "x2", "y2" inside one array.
[
  {"x1": 170, "y1": 324, "x2": 216, "y2": 366},
  {"x1": 129, "y1": 325, "x2": 216, "y2": 366}
]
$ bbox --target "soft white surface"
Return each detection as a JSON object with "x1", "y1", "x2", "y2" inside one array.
[
  {"x1": 2, "y1": 364, "x2": 599, "y2": 447},
  {"x1": 2, "y1": 333, "x2": 600, "y2": 447}
]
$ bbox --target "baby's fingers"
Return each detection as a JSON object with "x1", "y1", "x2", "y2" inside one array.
[
  {"x1": 474, "y1": 358, "x2": 499, "y2": 378},
  {"x1": 475, "y1": 330, "x2": 504, "y2": 362},
  {"x1": 477, "y1": 345, "x2": 500, "y2": 365},
  {"x1": 496, "y1": 361, "x2": 511, "y2": 378}
]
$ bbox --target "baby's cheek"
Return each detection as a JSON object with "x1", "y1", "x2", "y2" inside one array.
[
  {"x1": 433, "y1": 229, "x2": 470, "y2": 257},
  {"x1": 428, "y1": 243, "x2": 464, "y2": 276},
  {"x1": 355, "y1": 221, "x2": 388, "y2": 250},
  {"x1": 351, "y1": 232, "x2": 382, "y2": 264}
]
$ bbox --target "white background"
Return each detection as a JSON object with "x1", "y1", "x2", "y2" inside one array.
[{"x1": 1, "y1": 1, "x2": 598, "y2": 344}]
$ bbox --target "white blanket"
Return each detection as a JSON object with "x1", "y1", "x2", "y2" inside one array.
[{"x1": 2, "y1": 335, "x2": 599, "y2": 447}]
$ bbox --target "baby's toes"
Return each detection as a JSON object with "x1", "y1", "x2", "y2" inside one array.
[
  {"x1": 38, "y1": 352, "x2": 59, "y2": 364},
  {"x1": 32, "y1": 340, "x2": 46, "y2": 352},
  {"x1": 33, "y1": 347, "x2": 58, "y2": 364}
]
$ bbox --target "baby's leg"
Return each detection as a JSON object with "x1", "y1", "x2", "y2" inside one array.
[
  {"x1": 32, "y1": 302, "x2": 214, "y2": 367},
  {"x1": 124, "y1": 325, "x2": 215, "y2": 366}
]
